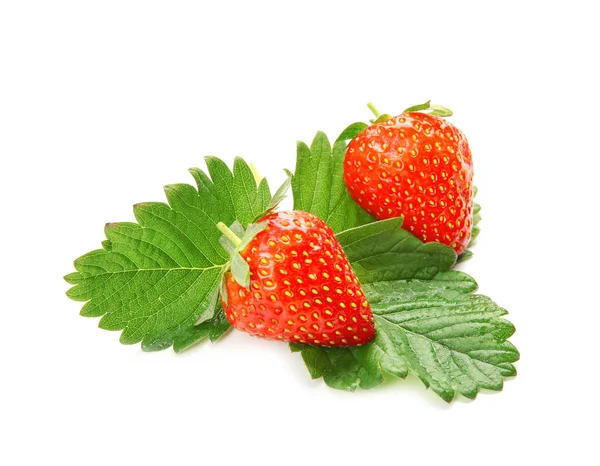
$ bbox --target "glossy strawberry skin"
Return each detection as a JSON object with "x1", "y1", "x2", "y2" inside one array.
[
  {"x1": 222, "y1": 211, "x2": 375, "y2": 346},
  {"x1": 344, "y1": 112, "x2": 474, "y2": 255}
]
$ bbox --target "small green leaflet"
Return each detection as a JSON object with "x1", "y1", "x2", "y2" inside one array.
[
  {"x1": 65, "y1": 157, "x2": 271, "y2": 352},
  {"x1": 290, "y1": 131, "x2": 374, "y2": 234},
  {"x1": 290, "y1": 219, "x2": 519, "y2": 401}
]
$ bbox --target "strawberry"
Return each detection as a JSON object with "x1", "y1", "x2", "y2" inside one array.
[
  {"x1": 344, "y1": 107, "x2": 474, "y2": 255},
  {"x1": 220, "y1": 211, "x2": 375, "y2": 346}
]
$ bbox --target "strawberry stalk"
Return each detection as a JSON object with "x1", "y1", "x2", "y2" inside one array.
[
  {"x1": 367, "y1": 102, "x2": 381, "y2": 118},
  {"x1": 367, "y1": 102, "x2": 392, "y2": 124},
  {"x1": 216, "y1": 222, "x2": 242, "y2": 248}
]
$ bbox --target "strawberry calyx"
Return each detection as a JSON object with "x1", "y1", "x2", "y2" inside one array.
[
  {"x1": 367, "y1": 100, "x2": 454, "y2": 123},
  {"x1": 216, "y1": 220, "x2": 267, "y2": 292},
  {"x1": 215, "y1": 170, "x2": 293, "y2": 304},
  {"x1": 402, "y1": 100, "x2": 453, "y2": 117},
  {"x1": 366, "y1": 102, "x2": 393, "y2": 124}
]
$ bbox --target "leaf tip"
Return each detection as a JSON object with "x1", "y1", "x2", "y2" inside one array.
[
  {"x1": 163, "y1": 183, "x2": 179, "y2": 194},
  {"x1": 133, "y1": 202, "x2": 151, "y2": 211},
  {"x1": 104, "y1": 222, "x2": 118, "y2": 236},
  {"x1": 64, "y1": 272, "x2": 81, "y2": 285}
]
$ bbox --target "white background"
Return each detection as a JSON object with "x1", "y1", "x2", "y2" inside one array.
[{"x1": 1, "y1": 1, "x2": 598, "y2": 465}]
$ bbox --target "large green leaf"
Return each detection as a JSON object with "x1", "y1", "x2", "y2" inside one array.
[
  {"x1": 291, "y1": 131, "x2": 374, "y2": 234},
  {"x1": 65, "y1": 157, "x2": 271, "y2": 352},
  {"x1": 291, "y1": 219, "x2": 519, "y2": 402}
]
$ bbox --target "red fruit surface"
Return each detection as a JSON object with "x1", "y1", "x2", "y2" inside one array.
[
  {"x1": 344, "y1": 112, "x2": 474, "y2": 255},
  {"x1": 221, "y1": 211, "x2": 375, "y2": 346}
]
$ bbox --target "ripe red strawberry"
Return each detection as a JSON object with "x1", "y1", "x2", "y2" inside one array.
[
  {"x1": 344, "y1": 111, "x2": 474, "y2": 255},
  {"x1": 221, "y1": 211, "x2": 375, "y2": 346}
]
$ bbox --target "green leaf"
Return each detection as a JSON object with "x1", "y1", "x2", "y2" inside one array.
[
  {"x1": 292, "y1": 220, "x2": 519, "y2": 401},
  {"x1": 336, "y1": 218, "x2": 456, "y2": 283},
  {"x1": 291, "y1": 131, "x2": 374, "y2": 234},
  {"x1": 65, "y1": 157, "x2": 271, "y2": 351},
  {"x1": 175, "y1": 308, "x2": 232, "y2": 353}
]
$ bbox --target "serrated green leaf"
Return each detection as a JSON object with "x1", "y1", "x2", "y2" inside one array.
[
  {"x1": 292, "y1": 220, "x2": 518, "y2": 402},
  {"x1": 291, "y1": 131, "x2": 374, "y2": 234},
  {"x1": 66, "y1": 157, "x2": 271, "y2": 351},
  {"x1": 336, "y1": 218, "x2": 457, "y2": 283},
  {"x1": 191, "y1": 157, "x2": 271, "y2": 227},
  {"x1": 174, "y1": 307, "x2": 232, "y2": 353}
]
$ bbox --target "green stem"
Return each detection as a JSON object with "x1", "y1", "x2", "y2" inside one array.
[
  {"x1": 249, "y1": 162, "x2": 262, "y2": 185},
  {"x1": 367, "y1": 102, "x2": 381, "y2": 119},
  {"x1": 216, "y1": 222, "x2": 242, "y2": 248}
]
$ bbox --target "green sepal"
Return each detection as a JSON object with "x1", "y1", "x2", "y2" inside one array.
[
  {"x1": 238, "y1": 222, "x2": 268, "y2": 251},
  {"x1": 219, "y1": 273, "x2": 229, "y2": 307},
  {"x1": 247, "y1": 171, "x2": 293, "y2": 224},
  {"x1": 457, "y1": 192, "x2": 482, "y2": 263},
  {"x1": 231, "y1": 253, "x2": 251, "y2": 289},
  {"x1": 257, "y1": 172, "x2": 292, "y2": 220},
  {"x1": 215, "y1": 172, "x2": 289, "y2": 299},
  {"x1": 335, "y1": 122, "x2": 369, "y2": 144},
  {"x1": 217, "y1": 221, "x2": 268, "y2": 290},
  {"x1": 372, "y1": 113, "x2": 392, "y2": 123},
  {"x1": 429, "y1": 104, "x2": 453, "y2": 117},
  {"x1": 403, "y1": 100, "x2": 432, "y2": 113},
  {"x1": 403, "y1": 100, "x2": 453, "y2": 117}
]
